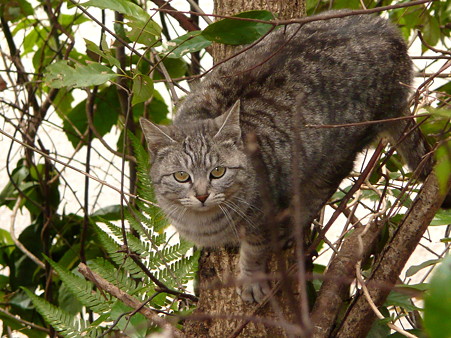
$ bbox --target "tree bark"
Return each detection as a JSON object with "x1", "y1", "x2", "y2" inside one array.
[
  {"x1": 182, "y1": 1, "x2": 306, "y2": 337},
  {"x1": 212, "y1": 0, "x2": 306, "y2": 61}
]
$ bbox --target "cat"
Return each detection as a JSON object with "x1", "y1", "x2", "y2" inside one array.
[{"x1": 140, "y1": 11, "x2": 436, "y2": 303}]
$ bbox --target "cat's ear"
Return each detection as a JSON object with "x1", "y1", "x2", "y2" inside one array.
[
  {"x1": 139, "y1": 117, "x2": 175, "y2": 155},
  {"x1": 213, "y1": 100, "x2": 242, "y2": 143}
]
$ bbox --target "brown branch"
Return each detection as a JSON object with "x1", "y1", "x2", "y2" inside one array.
[
  {"x1": 418, "y1": 31, "x2": 451, "y2": 56},
  {"x1": 335, "y1": 171, "x2": 451, "y2": 337},
  {"x1": 0, "y1": 307, "x2": 52, "y2": 334},
  {"x1": 153, "y1": 0, "x2": 436, "y2": 26},
  {"x1": 78, "y1": 263, "x2": 184, "y2": 337},
  {"x1": 310, "y1": 218, "x2": 384, "y2": 337},
  {"x1": 151, "y1": 0, "x2": 200, "y2": 31}
]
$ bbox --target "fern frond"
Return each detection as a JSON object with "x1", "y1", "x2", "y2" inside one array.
[
  {"x1": 125, "y1": 206, "x2": 167, "y2": 244},
  {"x1": 150, "y1": 238, "x2": 193, "y2": 268},
  {"x1": 45, "y1": 256, "x2": 112, "y2": 314},
  {"x1": 134, "y1": 200, "x2": 169, "y2": 233},
  {"x1": 94, "y1": 225, "x2": 146, "y2": 278},
  {"x1": 89, "y1": 258, "x2": 145, "y2": 296},
  {"x1": 157, "y1": 251, "x2": 200, "y2": 288},
  {"x1": 23, "y1": 287, "x2": 87, "y2": 337},
  {"x1": 129, "y1": 132, "x2": 155, "y2": 201}
]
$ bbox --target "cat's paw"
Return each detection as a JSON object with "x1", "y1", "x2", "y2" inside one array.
[{"x1": 237, "y1": 275, "x2": 271, "y2": 303}]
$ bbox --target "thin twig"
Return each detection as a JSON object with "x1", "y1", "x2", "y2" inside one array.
[
  {"x1": 9, "y1": 197, "x2": 48, "y2": 271},
  {"x1": 355, "y1": 264, "x2": 417, "y2": 338},
  {"x1": 0, "y1": 307, "x2": 51, "y2": 334},
  {"x1": 78, "y1": 263, "x2": 184, "y2": 337},
  {"x1": 0, "y1": 127, "x2": 157, "y2": 207},
  {"x1": 152, "y1": 0, "x2": 436, "y2": 26}
]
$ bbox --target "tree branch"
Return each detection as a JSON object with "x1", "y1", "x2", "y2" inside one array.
[
  {"x1": 335, "y1": 171, "x2": 451, "y2": 337},
  {"x1": 151, "y1": 0, "x2": 200, "y2": 31},
  {"x1": 78, "y1": 263, "x2": 184, "y2": 337},
  {"x1": 310, "y1": 217, "x2": 384, "y2": 337}
]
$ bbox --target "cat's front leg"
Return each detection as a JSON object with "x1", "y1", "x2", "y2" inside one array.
[{"x1": 237, "y1": 239, "x2": 271, "y2": 303}]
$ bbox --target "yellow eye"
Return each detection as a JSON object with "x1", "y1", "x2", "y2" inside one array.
[
  {"x1": 173, "y1": 171, "x2": 190, "y2": 183},
  {"x1": 210, "y1": 166, "x2": 226, "y2": 179}
]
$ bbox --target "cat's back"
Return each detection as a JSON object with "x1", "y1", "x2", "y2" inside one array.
[{"x1": 175, "y1": 12, "x2": 412, "y2": 125}]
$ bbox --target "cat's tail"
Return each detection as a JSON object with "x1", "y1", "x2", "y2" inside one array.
[{"x1": 385, "y1": 118, "x2": 451, "y2": 208}]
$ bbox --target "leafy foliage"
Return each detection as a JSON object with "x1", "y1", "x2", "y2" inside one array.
[
  {"x1": 202, "y1": 10, "x2": 275, "y2": 45},
  {"x1": 23, "y1": 139, "x2": 197, "y2": 336},
  {"x1": 424, "y1": 254, "x2": 451, "y2": 338}
]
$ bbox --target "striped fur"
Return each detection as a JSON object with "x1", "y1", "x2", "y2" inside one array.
[{"x1": 140, "y1": 12, "x2": 430, "y2": 302}]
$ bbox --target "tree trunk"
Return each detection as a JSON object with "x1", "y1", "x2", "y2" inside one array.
[
  {"x1": 182, "y1": 1, "x2": 306, "y2": 337},
  {"x1": 213, "y1": 0, "x2": 305, "y2": 61}
]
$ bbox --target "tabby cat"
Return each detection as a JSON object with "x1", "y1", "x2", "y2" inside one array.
[{"x1": 140, "y1": 12, "x2": 433, "y2": 303}]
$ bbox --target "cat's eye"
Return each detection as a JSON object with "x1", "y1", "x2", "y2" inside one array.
[
  {"x1": 210, "y1": 166, "x2": 226, "y2": 179},
  {"x1": 173, "y1": 171, "x2": 190, "y2": 183}
]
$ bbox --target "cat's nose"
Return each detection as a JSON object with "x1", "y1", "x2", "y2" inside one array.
[{"x1": 196, "y1": 194, "x2": 210, "y2": 203}]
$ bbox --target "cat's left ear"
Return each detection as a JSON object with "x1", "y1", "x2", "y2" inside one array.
[
  {"x1": 140, "y1": 117, "x2": 176, "y2": 156},
  {"x1": 213, "y1": 100, "x2": 242, "y2": 143}
]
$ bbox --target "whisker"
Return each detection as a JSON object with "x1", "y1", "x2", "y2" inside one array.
[
  {"x1": 231, "y1": 196, "x2": 263, "y2": 213},
  {"x1": 218, "y1": 204, "x2": 239, "y2": 240},
  {"x1": 223, "y1": 200, "x2": 258, "y2": 232}
]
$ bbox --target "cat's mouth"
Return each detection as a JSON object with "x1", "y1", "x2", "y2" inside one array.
[{"x1": 178, "y1": 193, "x2": 226, "y2": 212}]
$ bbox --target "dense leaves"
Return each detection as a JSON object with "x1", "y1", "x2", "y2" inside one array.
[
  {"x1": 202, "y1": 10, "x2": 275, "y2": 45},
  {"x1": 424, "y1": 255, "x2": 451, "y2": 337}
]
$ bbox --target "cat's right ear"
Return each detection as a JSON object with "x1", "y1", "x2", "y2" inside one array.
[
  {"x1": 139, "y1": 117, "x2": 175, "y2": 155},
  {"x1": 213, "y1": 100, "x2": 242, "y2": 144}
]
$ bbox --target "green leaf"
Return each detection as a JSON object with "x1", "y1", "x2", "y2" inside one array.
[
  {"x1": 423, "y1": 13, "x2": 441, "y2": 47},
  {"x1": 434, "y1": 143, "x2": 451, "y2": 195},
  {"x1": 45, "y1": 256, "x2": 111, "y2": 314},
  {"x1": 59, "y1": 13, "x2": 90, "y2": 27},
  {"x1": 58, "y1": 282, "x2": 83, "y2": 315},
  {"x1": 428, "y1": 107, "x2": 451, "y2": 119},
  {"x1": 330, "y1": 0, "x2": 361, "y2": 10},
  {"x1": 366, "y1": 307, "x2": 391, "y2": 338},
  {"x1": 91, "y1": 205, "x2": 122, "y2": 221},
  {"x1": 430, "y1": 209, "x2": 451, "y2": 226},
  {"x1": 84, "y1": 38, "x2": 121, "y2": 69},
  {"x1": 45, "y1": 61, "x2": 118, "y2": 88},
  {"x1": 83, "y1": 0, "x2": 148, "y2": 20},
  {"x1": 424, "y1": 254, "x2": 451, "y2": 338},
  {"x1": 406, "y1": 258, "x2": 442, "y2": 277},
  {"x1": 59, "y1": 86, "x2": 121, "y2": 147},
  {"x1": 125, "y1": 17, "x2": 162, "y2": 46},
  {"x1": 0, "y1": 163, "x2": 29, "y2": 207},
  {"x1": 132, "y1": 74, "x2": 154, "y2": 106},
  {"x1": 384, "y1": 291, "x2": 421, "y2": 311},
  {"x1": 395, "y1": 283, "x2": 430, "y2": 292},
  {"x1": 202, "y1": 10, "x2": 275, "y2": 45},
  {"x1": 22, "y1": 287, "x2": 87, "y2": 337},
  {"x1": 22, "y1": 26, "x2": 48, "y2": 56},
  {"x1": 2, "y1": 0, "x2": 33, "y2": 22},
  {"x1": 165, "y1": 31, "x2": 212, "y2": 58},
  {"x1": 110, "y1": 301, "x2": 148, "y2": 338},
  {"x1": 153, "y1": 57, "x2": 188, "y2": 81},
  {"x1": 89, "y1": 258, "x2": 142, "y2": 296},
  {"x1": 132, "y1": 89, "x2": 169, "y2": 124}
]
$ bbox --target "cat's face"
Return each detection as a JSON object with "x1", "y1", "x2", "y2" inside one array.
[{"x1": 140, "y1": 102, "x2": 251, "y2": 215}]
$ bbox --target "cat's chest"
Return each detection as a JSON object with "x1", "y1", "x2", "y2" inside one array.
[{"x1": 169, "y1": 208, "x2": 241, "y2": 247}]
